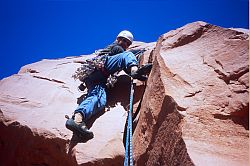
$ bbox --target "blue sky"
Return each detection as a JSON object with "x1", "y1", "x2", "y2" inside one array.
[{"x1": 0, "y1": 0, "x2": 249, "y2": 79}]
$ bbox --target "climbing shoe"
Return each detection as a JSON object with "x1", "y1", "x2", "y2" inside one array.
[{"x1": 65, "y1": 113, "x2": 94, "y2": 139}]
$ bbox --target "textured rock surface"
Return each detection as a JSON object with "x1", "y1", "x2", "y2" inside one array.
[
  {"x1": 0, "y1": 21, "x2": 249, "y2": 166},
  {"x1": 0, "y1": 41, "x2": 155, "y2": 166},
  {"x1": 133, "y1": 21, "x2": 249, "y2": 166},
  {"x1": 0, "y1": 55, "x2": 125, "y2": 165}
]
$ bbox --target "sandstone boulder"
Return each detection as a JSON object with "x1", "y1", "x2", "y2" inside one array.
[{"x1": 133, "y1": 21, "x2": 249, "y2": 166}]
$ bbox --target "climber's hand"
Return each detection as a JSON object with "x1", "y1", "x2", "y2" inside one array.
[
  {"x1": 130, "y1": 72, "x2": 148, "y2": 81},
  {"x1": 130, "y1": 63, "x2": 152, "y2": 81}
]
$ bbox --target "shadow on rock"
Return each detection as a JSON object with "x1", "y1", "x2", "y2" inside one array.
[
  {"x1": 68, "y1": 75, "x2": 146, "y2": 151},
  {"x1": 106, "y1": 74, "x2": 146, "y2": 110}
]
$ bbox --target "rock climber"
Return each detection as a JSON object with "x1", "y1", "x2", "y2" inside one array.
[{"x1": 65, "y1": 30, "x2": 152, "y2": 139}]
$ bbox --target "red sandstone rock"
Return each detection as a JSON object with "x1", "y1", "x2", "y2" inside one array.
[
  {"x1": 0, "y1": 42, "x2": 154, "y2": 165},
  {"x1": 0, "y1": 22, "x2": 248, "y2": 166},
  {"x1": 133, "y1": 21, "x2": 249, "y2": 166},
  {"x1": 0, "y1": 55, "x2": 126, "y2": 165}
]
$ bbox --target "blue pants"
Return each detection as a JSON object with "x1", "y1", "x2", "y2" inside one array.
[{"x1": 75, "y1": 51, "x2": 138, "y2": 120}]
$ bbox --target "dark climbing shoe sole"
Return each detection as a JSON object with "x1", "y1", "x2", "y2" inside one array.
[{"x1": 65, "y1": 118, "x2": 94, "y2": 139}]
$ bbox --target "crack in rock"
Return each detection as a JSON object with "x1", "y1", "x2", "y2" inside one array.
[
  {"x1": 56, "y1": 62, "x2": 72, "y2": 66},
  {"x1": 26, "y1": 69, "x2": 40, "y2": 73},
  {"x1": 33, "y1": 75, "x2": 65, "y2": 84},
  {"x1": 203, "y1": 57, "x2": 248, "y2": 85},
  {"x1": 184, "y1": 90, "x2": 202, "y2": 97},
  {"x1": 215, "y1": 59, "x2": 224, "y2": 69}
]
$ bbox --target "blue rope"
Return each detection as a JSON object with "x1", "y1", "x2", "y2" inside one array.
[
  {"x1": 124, "y1": 79, "x2": 134, "y2": 166},
  {"x1": 124, "y1": 114, "x2": 130, "y2": 165}
]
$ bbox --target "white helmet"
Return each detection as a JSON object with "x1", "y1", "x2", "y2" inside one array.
[{"x1": 117, "y1": 30, "x2": 134, "y2": 44}]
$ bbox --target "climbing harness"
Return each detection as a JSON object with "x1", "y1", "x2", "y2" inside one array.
[
  {"x1": 72, "y1": 48, "x2": 147, "y2": 89},
  {"x1": 106, "y1": 49, "x2": 146, "y2": 88},
  {"x1": 124, "y1": 78, "x2": 135, "y2": 166}
]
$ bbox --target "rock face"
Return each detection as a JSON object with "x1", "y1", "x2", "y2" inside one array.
[
  {"x1": 0, "y1": 55, "x2": 126, "y2": 165},
  {"x1": 133, "y1": 21, "x2": 249, "y2": 166},
  {"x1": 0, "y1": 21, "x2": 249, "y2": 166},
  {"x1": 0, "y1": 42, "x2": 155, "y2": 165}
]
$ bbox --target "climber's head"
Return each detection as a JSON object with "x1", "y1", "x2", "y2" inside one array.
[{"x1": 116, "y1": 30, "x2": 133, "y2": 50}]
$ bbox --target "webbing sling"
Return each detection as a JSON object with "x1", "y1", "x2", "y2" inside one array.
[{"x1": 124, "y1": 79, "x2": 134, "y2": 166}]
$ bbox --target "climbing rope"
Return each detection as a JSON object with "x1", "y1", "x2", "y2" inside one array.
[
  {"x1": 124, "y1": 78, "x2": 134, "y2": 166},
  {"x1": 124, "y1": 49, "x2": 147, "y2": 166}
]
